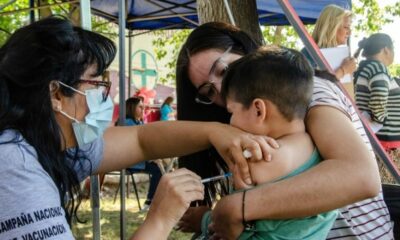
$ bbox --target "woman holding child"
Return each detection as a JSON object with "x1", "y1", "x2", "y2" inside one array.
[{"x1": 176, "y1": 22, "x2": 393, "y2": 239}]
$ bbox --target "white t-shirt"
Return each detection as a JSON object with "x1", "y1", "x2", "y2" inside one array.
[{"x1": 0, "y1": 129, "x2": 103, "y2": 240}]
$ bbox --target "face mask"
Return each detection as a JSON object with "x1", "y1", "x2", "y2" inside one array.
[{"x1": 58, "y1": 82, "x2": 114, "y2": 147}]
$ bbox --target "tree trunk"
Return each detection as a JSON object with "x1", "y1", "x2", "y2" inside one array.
[
  {"x1": 68, "y1": 3, "x2": 81, "y2": 26},
  {"x1": 273, "y1": 26, "x2": 283, "y2": 45},
  {"x1": 197, "y1": 0, "x2": 264, "y2": 46},
  {"x1": 37, "y1": 0, "x2": 52, "y2": 19}
]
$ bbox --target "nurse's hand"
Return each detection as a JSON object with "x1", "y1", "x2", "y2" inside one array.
[{"x1": 131, "y1": 168, "x2": 204, "y2": 240}]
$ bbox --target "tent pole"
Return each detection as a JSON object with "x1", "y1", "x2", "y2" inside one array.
[
  {"x1": 118, "y1": 0, "x2": 127, "y2": 238},
  {"x1": 128, "y1": 30, "x2": 132, "y2": 97},
  {"x1": 80, "y1": 0, "x2": 102, "y2": 239},
  {"x1": 223, "y1": 0, "x2": 236, "y2": 26},
  {"x1": 29, "y1": 0, "x2": 35, "y2": 23}
]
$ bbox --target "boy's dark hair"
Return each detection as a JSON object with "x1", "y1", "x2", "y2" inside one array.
[{"x1": 222, "y1": 46, "x2": 314, "y2": 121}]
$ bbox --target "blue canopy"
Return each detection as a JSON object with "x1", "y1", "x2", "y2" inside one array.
[{"x1": 91, "y1": 0, "x2": 351, "y2": 29}]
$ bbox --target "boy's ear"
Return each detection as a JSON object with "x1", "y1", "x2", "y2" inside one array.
[{"x1": 252, "y1": 98, "x2": 267, "y2": 121}]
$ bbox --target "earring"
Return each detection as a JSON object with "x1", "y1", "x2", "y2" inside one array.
[
  {"x1": 53, "y1": 103, "x2": 61, "y2": 112},
  {"x1": 51, "y1": 99, "x2": 61, "y2": 112}
]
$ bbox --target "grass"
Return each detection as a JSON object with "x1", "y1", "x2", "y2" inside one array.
[
  {"x1": 71, "y1": 152, "x2": 400, "y2": 240},
  {"x1": 378, "y1": 148, "x2": 400, "y2": 184},
  {"x1": 71, "y1": 181, "x2": 192, "y2": 240}
]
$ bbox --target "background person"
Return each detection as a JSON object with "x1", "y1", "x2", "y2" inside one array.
[
  {"x1": 123, "y1": 97, "x2": 162, "y2": 211},
  {"x1": 353, "y1": 33, "x2": 400, "y2": 194},
  {"x1": 0, "y1": 17, "x2": 272, "y2": 240},
  {"x1": 354, "y1": 33, "x2": 396, "y2": 148},
  {"x1": 302, "y1": 4, "x2": 357, "y2": 80},
  {"x1": 175, "y1": 22, "x2": 392, "y2": 239},
  {"x1": 160, "y1": 96, "x2": 175, "y2": 121}
]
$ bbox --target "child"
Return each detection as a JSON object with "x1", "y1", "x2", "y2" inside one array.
[{"x1": 200, "y1": 46, "x2": 338, "y2": 240}]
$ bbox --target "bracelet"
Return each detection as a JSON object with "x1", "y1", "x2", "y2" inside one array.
[
  {"x1": 242, "y1": 189, "x2": 247, "y2": 226},
  {"x1": 242, "y1": 189, "x2": 254, "y2": 230}
]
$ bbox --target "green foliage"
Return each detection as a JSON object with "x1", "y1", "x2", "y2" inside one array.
[
  {"x1": 385, "y1": 1, "x2": 400, "y2": 17},
  {"x1": 152, "y1": 30, "x2": 191, "y2": 85},
  {"x1": 262, "y1": 25, "x2": 314, "y2": 50},
  {"x1": 151, "y1": 0, "x2": 400, "y2": 79},
  {"x1": 389, "y1": 64, "x2": 400, "y2": 78},
  {"x1": 0, "y1": 0, "x2": 29, "y2": 45},
  {"x1": 352, "y1": 0, "x2": 392, "y2": 37},
  {"x1": 0, "y1": 0, "x2": 117, "y2": 46}
]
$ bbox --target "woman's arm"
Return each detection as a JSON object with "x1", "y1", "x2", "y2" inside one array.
[
  {"x1": 97, "y1": 121, "x2": 276, "y2": 184},
  {"x1": 369, "y1": 73, "x2": 390, "y2": 123},
  {"x1": 335, "y1": 57, "x2": 357, "y2": 80},
  {"x1": 209, "y1": 105, "x2": 380, "y2": 239}
]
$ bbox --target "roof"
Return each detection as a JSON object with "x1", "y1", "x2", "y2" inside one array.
[{"x1": 91, "y1": 0, "x2": 351, "y2": 30}]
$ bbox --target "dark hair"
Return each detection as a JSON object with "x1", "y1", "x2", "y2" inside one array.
[
  {"x1": 161, "y1": 96, "x2": 174, "y2": 108},
  {"x1": 222, "y1": 46, "x2": 314, "y2": 121},
  {"x1": 176, "y1": 22, "x2": 260, "y2": 205},
  {"x1": 0, "y1": 17, "x2": 116, "y2": 224},
  {"x1": 354, "y1": 33, "x2": 393, "y2": 58},
  {"x1": 126, "y1": 97, "x2": 143, "y2": 120}
]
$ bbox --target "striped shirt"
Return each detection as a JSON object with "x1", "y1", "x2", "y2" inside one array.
[
  {"x1": 354, "y1": 60, "x2": 400, "y2": 147},
  {"x1": 309, "y1": 77, "x2": 394, "y2": 239}
]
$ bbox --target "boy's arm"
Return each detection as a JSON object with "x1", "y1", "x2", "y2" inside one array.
[{"x1": 234, "y1": 133, "x2": 314, "y2": 188}]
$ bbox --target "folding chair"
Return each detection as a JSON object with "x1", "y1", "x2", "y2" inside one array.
[{"x1": 111, "y1": 170, "x2": 150, "y2": 211}]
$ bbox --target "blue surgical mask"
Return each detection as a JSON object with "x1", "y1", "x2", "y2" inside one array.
[{"x1": 58, "y1": 81, "x2": 114, "y2": 147}]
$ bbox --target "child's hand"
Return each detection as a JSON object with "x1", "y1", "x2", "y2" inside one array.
[{"x1": 176, "y1": 206, "x2": 210, "y2": 233}]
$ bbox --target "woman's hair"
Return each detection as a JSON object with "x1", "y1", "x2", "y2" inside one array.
[
  {"x1": 312, "y1": 4, "x2": 352, "y2": 48},
  {"x1": 126, "y1": 96, "x2": 143, "y2": 120},
  {"x1": 354, "y1": 33, "x2": 393, "y2": 58},
  {"x1": 176, "y1": 22, "x2": 260, "y2": 205},
  {"x1": 161, "y1": 96, "x2": 174, "y2": 108},
  {"x1": 0, "y1": 17, "x2": 116, "y2": 224}
]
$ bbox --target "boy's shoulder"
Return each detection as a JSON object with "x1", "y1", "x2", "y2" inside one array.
[
  {"x1": 274, "y1": 132, "x2": 314, "y2": 164},
  {"x1": 248, "y1": 132, "x2": 314, "y2": 185}
]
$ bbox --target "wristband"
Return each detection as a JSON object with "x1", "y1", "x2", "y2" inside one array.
[
  {"x1": 242, "y1": 189, "x2": 254, "y2": 230},
  {"x1": 242, "y1": 189, "x2": 247, "y2": 226}
]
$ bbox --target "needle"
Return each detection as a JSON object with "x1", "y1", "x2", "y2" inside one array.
[{"x1": 201, "y1": 172, "x2": 232, "y2": 183}]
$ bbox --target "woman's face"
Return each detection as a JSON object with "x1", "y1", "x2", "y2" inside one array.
[
  {"x1": 134, "y1": 100, "x2": 144, "y2": 120},
  {"x1": 188, "y1": 49, "x2": 242, "y2": 106},
  {"x1": 336, "y1": 16, "x2": 352, "y2": 45},
  {"x1": 56, "y1": 65, "x2": 106, "y2": 147},
  {"x1": 60, "y1": 65, "x2": 101, "y2": 122},
  {"x1": 384, "y1": 46, "x2": 395, "y2": 66}
]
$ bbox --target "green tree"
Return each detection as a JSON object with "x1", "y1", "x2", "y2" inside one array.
[
  {"x1": 352, "y1": 0, "x2": 393, "y2": 36},
  {"x1": 0, "y1": 0, "x2": 28, "y2": 45},
  {"x1": 0, "y1": 0, "x2": 117, "y2": 46},
  {"x1": 152, "y1": 30, "x2": 191, "y2": 85},
  {"x1": 151, "y1": 0, "x2": 400, "y2": 83}
]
